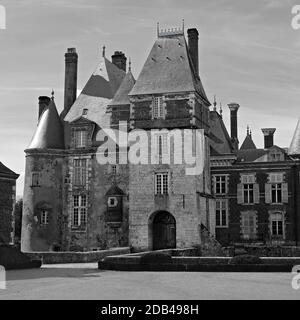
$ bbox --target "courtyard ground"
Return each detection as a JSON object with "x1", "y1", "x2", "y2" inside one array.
[{"x1": 0, "y1": 263, "x2": 299, "y2": 300}]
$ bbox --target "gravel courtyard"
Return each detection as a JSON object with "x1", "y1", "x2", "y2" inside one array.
[{"x1": 0, "y1": 263, "x2": 299, "y2": 300}]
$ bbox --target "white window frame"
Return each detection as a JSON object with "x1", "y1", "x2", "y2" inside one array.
[
  {"x1": 41, "y1": 210, "x2": 49, "y2": 225},
  {"x1": 152, "y1": 96, "x2": 164, "y2": 119},
  {"x1": 214, "y1": 175, "x2": 227, "y2": 195},
  {"x1": 72, "y1": 195, "x2": 87, "y2": 228},
  {"x1": 75, "y1": 129, "x2": 87, "y2": 148},
  {"x1": 216, "y1": 199, "x2": 228, "y2": 228},
  {"x1": 73, "y1": 159, "x2": 87, "y2": 186},
  {"x1": 241, "y1": 174, "x2": 255, "y2": 204},
  {"x1": 270, "y1": 212, "x2": 285, "y2": 238},
  {"x1": 271, "y1": 183, "x2": 282, "y2": 204},
  {"x1": 155, "y1": 172, "x2": 169, "y2": 195}
]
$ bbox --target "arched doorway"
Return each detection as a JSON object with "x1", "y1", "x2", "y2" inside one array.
[{"x1": 152, "y1": 211, "x2": 176, "y2": 250}]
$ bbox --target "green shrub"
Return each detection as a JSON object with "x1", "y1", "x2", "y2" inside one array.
[
  {"x1": 229, "y1": 254, "x2": 262, "y2": 265},
  {"x1": 140, "y1": 251, "x2": 172, "y2": 264}
]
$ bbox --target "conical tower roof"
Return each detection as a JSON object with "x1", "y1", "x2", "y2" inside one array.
[
  {"x1": 28, "y1": 100, "x2": 64, "y2": 150},
  {"x1": 289, "y1": 118, "x2": 300, "y2": 155},
  {"x1": 240, "y1": 134, "x2": 257, "y2": 150},
  {"x1": 110, "y1": 70, "x2": 135, "y2": 106}
]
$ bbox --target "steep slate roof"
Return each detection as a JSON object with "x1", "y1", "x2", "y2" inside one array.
[
  {"x1": 0, "y1": 162, "x2": 18, "y2": 179},
  {"x1": 240, "y1": 134, "x2": 257, "y2": 150},
  {"x1": 28, "y1": 100, "x2": 64, "y2": 150},
  {"x1": 237, "y1": 149, "x2": 268, "y2": 162},
  {"x1": 289, "y1": 118, "x2": 300, "y2": 155},
  {"x1": 64, "y1": 56, "x2": 125, "y2": 127},
  {"x1": 129, "y1": 34, "x2": 209, "y2": 103},
  {"x1": 109, "y1": 70, "x2": 135, "y2": 106},
  {"x1": 209, "y1": 110, "x2": 234, "y2": 155}
]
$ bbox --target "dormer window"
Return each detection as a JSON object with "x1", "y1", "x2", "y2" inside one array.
[
  {"x1": 152, "y1": 96, "x2": 165, "y2": 119},
  {"x1": 75, "y1": 129, "x2": 87, "y2": 148}
]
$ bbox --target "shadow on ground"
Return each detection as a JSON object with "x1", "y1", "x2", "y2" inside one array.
[{"x1": 6, "y1": 265, "x2": 104, "y2": 281}]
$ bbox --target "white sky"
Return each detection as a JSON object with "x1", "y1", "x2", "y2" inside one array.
[{"x1": 0, "y1": 0, "x2": 300, "y2": 196}]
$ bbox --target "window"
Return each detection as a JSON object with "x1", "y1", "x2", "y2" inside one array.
[
  {"x1": 243, "y1": 184, "x2": 254, "y2": 204},
  {"x1": 241, "y1": 211, "x2": 257, "y2": 240},
  {"x1": 72, "y1": 195, "x2": 87, "y2": 228},
  {"x1": 152, "y1": 96, "x2": 164, "y2": 119},
  {"x1": 108, "y1": 196, "x2": 118, "y2": 208},
  {"x1": 216, "y1": 199, "x2": 228, "y2": 227},
  {"x1": 271, "y1": 183, "x2": 282, "y2": 203},
  {"x1": 270, "y1": 212, "x2": 284, "y2": 237},
  {"x1": 111, "y1": 165, "x2": 117, "y2": 175},
  {"x1": 31, "y1": 172, "x2": 40, "y2": 187},
  {"x1": 41, "y1": 210, "x2": 49, "y2": 225},
  {"x1": 156, "y1": 133, "x2": 168, "y2": 157},
  {"x1": 73, "y1": 159, "x2": 87, "y2": 186},
  {"x1": 214, "y1": 175, "x2": 227, "y2": 195},
  {"x1": 74, "y1": 130, "x2": 87, "y2": 148},
  {"x1": 155, "y1": 172, "x2": 169, "y2": 195}
]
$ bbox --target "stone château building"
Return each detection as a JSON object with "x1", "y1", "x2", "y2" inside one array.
[
  {"x1": 0, "y1": 161, "x2": 19, "y2": 244},
  {"x1": 22, "y1": 24, "x2": 216, "y2": 252}
]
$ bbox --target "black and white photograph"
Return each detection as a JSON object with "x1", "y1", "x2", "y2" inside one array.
[{"x1": 0, "y1": 0, "x2": 300, "y2": 307}]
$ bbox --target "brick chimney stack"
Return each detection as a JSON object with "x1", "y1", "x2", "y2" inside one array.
[
  {"x1": 228, "y1": 103, "x2": 240, "y2": 150},
  {"x1": 111, "y1": 51, "x2": 127, "y2": 72},
  {"x1": 187, "y1": 28, "x2": 199, "y2": 76},
  {"x1": 38, "y1": 96, "x2": 51, "y2": 120},
  {"x1": 64, "y1": 48, "x2": 78, "y2": 116},
  {"x1": 262, "y1": 128, "x2": 276, "y2": 148}
]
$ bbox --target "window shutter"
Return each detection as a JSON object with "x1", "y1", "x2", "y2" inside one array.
[
  {"x1": 265, "y1": 183, "x2": 271, "y2": 204},
  {"x1": 282, "y1": 183, "x2": 288, "y2": 203},
  {"x1": 253, "y1": 183, "x2": 260, "y2": 204},
  {"x1": 237, "y1": 183, "x2": 243, "y2": 204}
]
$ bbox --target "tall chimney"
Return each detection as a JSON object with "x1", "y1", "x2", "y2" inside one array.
[
  {"x1": 38, "y1": 96, "x2": 51, "y2": 120},
  {"x1": 187, "y1": 28, "x2": 199, "y2": 76},
  {"x1": 228, "y1": 103, "x2": 240, "y2": 150},
  {"x1": 111, "y1": 51, "x2": 127, "y2": 72},
  {"x1": 261, "y1": 128, "x2": 276, "y2": 148},
  {"x1": 64, "y1": 48, "x2": 78, "y2": 115}
]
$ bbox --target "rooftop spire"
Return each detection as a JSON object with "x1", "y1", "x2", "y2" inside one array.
[
  {"x1": 247, "y1": 125, "x2": 250, "y2": 136},
  {"x1": 51, "y1": 89, "x2": 55, "y2": 101},
  {"x1": 102, "y1": 45, "x2": 106, "y2": 57},
  {"x1": 213, "y1": 95, "x2": 217, "y2": 111},
  {"x1": 219, "y1": 102, "x2": 223, "y2": 119},
  {"x1": 128, "y1": 58, "x2": 132, "y2": 72}
]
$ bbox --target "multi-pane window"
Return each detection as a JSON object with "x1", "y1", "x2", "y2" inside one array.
[
  {"x1": 72, "y1": 195, "x2": 87, "y2": 228},
  {"x1": 214, "y1": 176, "x2": 227, "y2": 195},
  {"x1": 31, "y1": 172, "x2": 40, "y2": 187},
  {"x1": 241, "y1": 211, "x2": 257, "y2": 240},
  {"x1": 152, "y1": 97, "x2": 164, "y2": 119},
  {"x1": 155, "y1": 172, "x2": 169, "y2": 195},
  {"x1": 216, "y1": 199, "x2": 228, "y2": 227},
  {"x1": 270, "y1": 173, "x2": 283, "y2": 204},
  {"x1": 74, "y1": 130, "x2": 87, "y2": 148},
  {"x1": 241, "y1": 175, "x2": 255, "y2": 204},
  {"x1": 73, "y1": 159, "x2": 87, "y2": 186},
  {"x1": 270, "y1": 212, "x2": 284, "y2": 237},
  {"x1": 41, "y1": 210, "x2": 49, "y2": 225}
]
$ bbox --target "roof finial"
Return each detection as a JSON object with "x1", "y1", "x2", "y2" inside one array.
[
  {"x1": 247, "y1": 125, "x2": 250, "y2": 136},
  {"x1": 213, "y1": 95, "x2": 217, "y2": 111},
  {"x1": 102, "y1": 45, "x2": 106, "y2": 57},
  {"x1": 250, "y1": 129, "x2": 252, "y2": 138},
  {"x1": 182, "y1": 19, "x2": 185, "y2": 32},
  {"x1": 157, "y1": 22, "x2": 159, "y2": 37},
  {"x1": 219, "y1": 102, "x2": 223, "y2": 118},
  {"x1": 51, "y1": 89, "x2": 54, "y2": 101},
  {"x1": 128, "y1": 58, "x2": 132, "y2": 72}
]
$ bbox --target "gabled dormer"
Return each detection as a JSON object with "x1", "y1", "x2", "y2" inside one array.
[{"x1": 69, "y1": 116, "x2": 97, "y2": 150}]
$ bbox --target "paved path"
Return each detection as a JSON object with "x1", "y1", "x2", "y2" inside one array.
[{"x1": 0, "y1": 263, "x2": 299, "y2": 300}]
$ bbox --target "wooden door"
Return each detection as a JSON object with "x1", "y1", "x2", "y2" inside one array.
[{"x1": 153, "y1": 212, "x2": 176, "y2": 250}]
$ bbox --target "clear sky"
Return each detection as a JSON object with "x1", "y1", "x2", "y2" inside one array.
[{"x1": 0, "y1": 0, "x2": 300, "y2": 196}]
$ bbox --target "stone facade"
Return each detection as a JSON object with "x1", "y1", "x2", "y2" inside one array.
[{"x1": 0, "y1": 162, "x2": 19, "y2": 244}]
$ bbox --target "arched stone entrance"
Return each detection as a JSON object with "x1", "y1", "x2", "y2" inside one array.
[{"x1": 152, "y1": 211, "x2": 176, "y2": 250}]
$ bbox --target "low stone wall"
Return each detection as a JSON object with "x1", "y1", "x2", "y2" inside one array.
[
  {"x1": 24, "y1": 247, "x2": 130, "y2": 264},
  {"x1": 224, "y1": 246, "x2": 300, "y2": 257}
]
